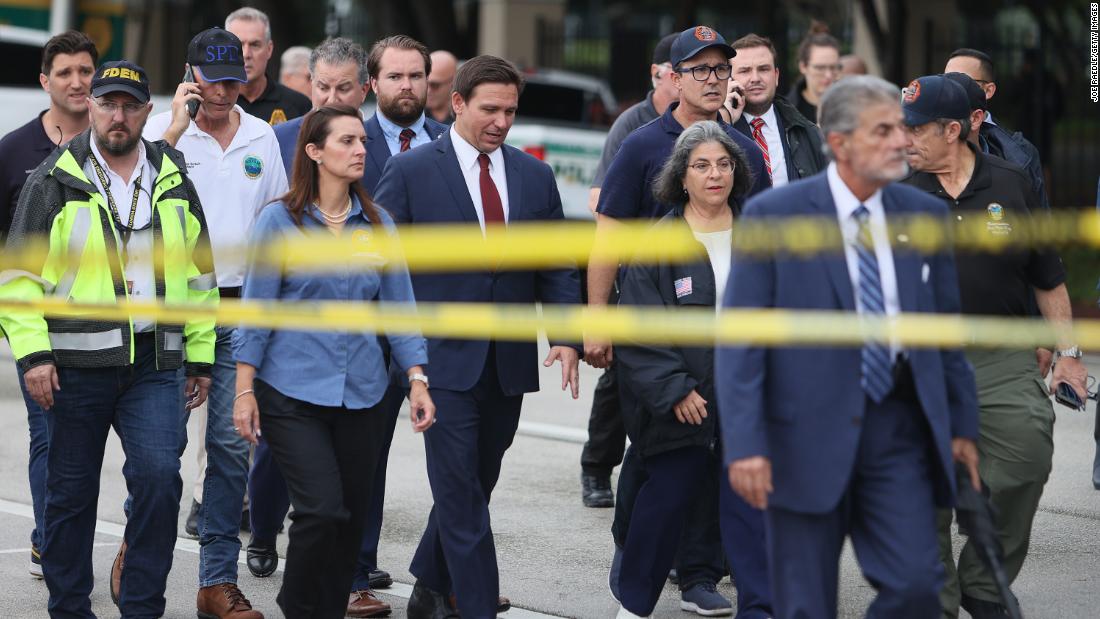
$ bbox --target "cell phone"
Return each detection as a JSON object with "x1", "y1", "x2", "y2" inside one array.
[
  {"x1": 1054, "y1": 381, "x2": 1084, "y2": 411},
  {"x1": 182, "y1": 66, "x2": 199, "y2": 119}
]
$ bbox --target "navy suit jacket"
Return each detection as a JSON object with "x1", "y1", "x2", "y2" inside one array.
[
  {"x1": 716, "y1": 172, "x2": 979, "y2": 514},
  {"x1": 372, "y1": 131, "x2": 582, "y2": 395},
  {"x1": 273, "y1": 112, "x2": 448, "y2": 193}
]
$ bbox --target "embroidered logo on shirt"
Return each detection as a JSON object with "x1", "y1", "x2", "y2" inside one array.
[
  {"x1": 986, "y1": 202, "x2": 1011, "y2": 235},
  {"x1": 674, "y1": 276, "x2": 693, "y2": 298},
  {"x1": 243, "y1": 154, "x2": 263, "y2": 179}
]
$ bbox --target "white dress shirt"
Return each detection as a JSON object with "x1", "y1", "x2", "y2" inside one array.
[
  {"x1": 827, "y1": 162, "x2": 901, "y2": 357},
  {"x1": 743, "y1": 105, "x2": 789, "y2": 187},
  {"x1": 450, "y1": 126, "x2": 509, "y2": 232},
  {"x1": 84, "y1": 138, "x2": 156, "y2": 332}
]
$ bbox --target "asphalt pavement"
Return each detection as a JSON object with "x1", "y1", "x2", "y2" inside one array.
[{"x1": 0, "y1": 341, "x2": 1097, "y2": 618}]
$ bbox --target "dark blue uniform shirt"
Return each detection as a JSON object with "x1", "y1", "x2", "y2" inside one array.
[
  {"x1": 597, "y1": 102, "x2": 771, "y2": 220},
  {"x1": 0, "y1": 111, "x2": 59, "y2": 238}
]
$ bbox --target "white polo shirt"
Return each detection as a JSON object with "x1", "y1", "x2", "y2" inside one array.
[{"x1": 144, "y1": 106, "x2": 288, "y2": 287}]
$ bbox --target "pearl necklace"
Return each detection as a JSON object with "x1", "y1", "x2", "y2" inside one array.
[{"x1": 317, "y1": 197, "x2": 351, "y2": 224}]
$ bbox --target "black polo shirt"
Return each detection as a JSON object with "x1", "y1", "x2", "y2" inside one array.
[
  {"x1": 0, "y1": 111, "x2": 59, "y2": 238},
  {"x1": 902, "y1": 144, "x2": 1064, "y2": 317},
  {"x1": 238, "y1": 78, "x2": 311, "y2": 126}
]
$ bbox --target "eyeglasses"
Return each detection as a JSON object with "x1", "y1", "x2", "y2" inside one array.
[
  {"x1": 809, "y1": 63, "x2": 843, "y2": 75},
  {"x1": 690, "y1": 159, "x2": 735, "y2": 175},
  {"x1": 91, "y1": 98, "x2": 146, "y2": 115},
  {"x1": 678, "y1": 64, "x2": 732, "y2": 82}
]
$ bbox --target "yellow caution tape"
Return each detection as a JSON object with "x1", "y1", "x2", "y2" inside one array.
[
  {"x1": 0, "y1": 297, "x2": 1091, "y2": 350},
  {"x1": 2, "y1": 210, "x2": 1099, "y2": 273}
]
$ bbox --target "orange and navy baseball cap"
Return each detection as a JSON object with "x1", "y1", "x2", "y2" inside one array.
[
  {"x1": 187, "y1": 27, "x2": 246, "y2": 83},
  {"x1": 670, "y1": 26, "x2": 736, "y2": 67},
  {"x1": 91, "y1": 60, "x2": 151, "y2": 103},
  {"x1": 901, "y1": 75, "x2": 970, "y2": 127}
]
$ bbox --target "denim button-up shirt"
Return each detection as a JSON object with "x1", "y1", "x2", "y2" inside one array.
[{"x1": 233, "y1": 196, "x2": 428, "y2": 409}]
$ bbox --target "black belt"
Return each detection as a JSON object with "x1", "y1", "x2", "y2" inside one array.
[{"x1": 218, "y1": 286, "x2": 241, "y2": 298}]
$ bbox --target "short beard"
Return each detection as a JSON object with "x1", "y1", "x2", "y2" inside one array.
[
  {"x1": 743, "y1": 99, "x2": 772, "y2": 117},
  {"x1": 94, "y1": 129, "x2": 140, "y2": 157},
  {"x1": 378, "y1": 94, "x2": 425, "y2": 126}
]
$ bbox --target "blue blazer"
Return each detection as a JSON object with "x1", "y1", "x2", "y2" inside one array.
[
  {"x1": 273, "y1": 112, "x2": 448, "y2": 193},
  {"x1": 372, "y1": 131, "x2": 582, "y2": 395},
  {"x1": 716, "y1": 172, "x2": 979, "y2": 513}
]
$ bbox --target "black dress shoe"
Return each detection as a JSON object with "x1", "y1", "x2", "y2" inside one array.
[
  {"x1": 581, "y1": 473, "x2": 614, "y2": 508},
  {"x1": 185, "y1": 499, "x2": 201, "y2": 538},
  {"x1": 406, "y1": 581, "x2": 459, "y2": 619},
  {"x1": 246, "y1": 540, "x2": 278, "y2": 578},
  {"x1": 369, "y1": 569, "x2": 393, "y2": 589},
  {"x1": 961, "y1": 593, "x2": 1010, "y2": 618}
]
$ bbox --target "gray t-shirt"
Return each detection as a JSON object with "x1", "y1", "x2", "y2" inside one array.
[{"x1": 591, "y1": 90, "x2": 659, "y2": 188}]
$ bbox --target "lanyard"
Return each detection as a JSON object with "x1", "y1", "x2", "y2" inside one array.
[{"x1": 88, "y1": 153, "x2": 146, "y2": 247}]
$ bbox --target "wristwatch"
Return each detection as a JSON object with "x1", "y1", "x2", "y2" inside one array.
[
  {"x1": 1055, "y1": 346, "x2": 1083, "y2": 360},
  {"x1": 409, "y1": 372, "x2": 430, "y2": 388}
]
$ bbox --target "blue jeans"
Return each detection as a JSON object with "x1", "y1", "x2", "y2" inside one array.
[
  {"x1": 43, "y1": 335, "x2": 184, "y2": 619},
  {"x1": 198, "y1": 326, "x2": 250, "y2": 587},
  {"x1": 17, "y1": 368, "x2": 49, "y2": 550}
]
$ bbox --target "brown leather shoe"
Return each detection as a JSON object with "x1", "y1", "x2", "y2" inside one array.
[
  {"x1": 347, "y1": 589, "x2": 392, "y2": 617},
  {"x1": 196, "y1": 583, "x2": 264, "y2": 619},
  {"x1": 110, "y1": 541, "x2": 126, "y2": 607}
]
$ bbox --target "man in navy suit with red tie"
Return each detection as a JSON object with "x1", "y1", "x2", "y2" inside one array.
[
  {"x1": 372, "y1": 55, "x2": 582, "y2": 618},
  {"x1": 719, "y1": 76, "x2": 982, "y2": 618}
]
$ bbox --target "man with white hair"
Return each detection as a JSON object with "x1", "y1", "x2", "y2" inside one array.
[
  {"x1": 279, "y1": 45, "x2": 312, "y2": 97},
  {"x1": 226, "y1": 6, "x2": 310, "y2": 125}
]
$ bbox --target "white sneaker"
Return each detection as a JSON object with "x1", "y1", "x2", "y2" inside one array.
[
  {"x1": 617, "y1": 605, "x2": 650, "y2": 618},
  {"x1": 29, "y1": 545, "x2": 43, "y2": 579}
]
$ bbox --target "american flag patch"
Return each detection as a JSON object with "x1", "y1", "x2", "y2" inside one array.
[{"x1": 674, "y1": 277, "x2": 693, "y2": 298}]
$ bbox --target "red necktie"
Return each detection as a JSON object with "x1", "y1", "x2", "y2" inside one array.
[
  {"x1": 750, "y1": 117, "x2": 773, "y2": 179},
  {"x1": 477, "y1": 153, "x2": 505, "y2": 225},
  {"x1": 399, "y1": 128, "x2": 415, "y2": 153}
]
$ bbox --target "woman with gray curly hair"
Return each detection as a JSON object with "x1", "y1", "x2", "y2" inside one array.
[{"x1": 613, "y1": 121, "x2": 771, "y2": 618}]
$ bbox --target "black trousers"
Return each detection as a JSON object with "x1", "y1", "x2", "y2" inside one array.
[
  {"x1": 613, "y1": 443, "x2": 726, "y2": 589},
  {"x1": 256, "y1": 380, "x2": 387, "y2": 619},
  {"x1": 580, "y1": 364, "x2": 626, "y2": 477}
]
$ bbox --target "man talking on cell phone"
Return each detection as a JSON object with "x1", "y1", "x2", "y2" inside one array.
[
  {"x1": 900, "y1": 74, "x2": 1085, "y2": 619},
  {"x1": 144, "y1": 26, "x2": 288, "y2": 619}
]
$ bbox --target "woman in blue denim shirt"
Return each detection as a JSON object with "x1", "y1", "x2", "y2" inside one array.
[{"x1": 231, "y1": 105, "x2": 435, "y2": 618}]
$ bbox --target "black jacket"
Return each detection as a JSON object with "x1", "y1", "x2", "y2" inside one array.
[
  {"x1": 979, "y1": 119, "x2": 1049, "y2": 210},
  {"x1": 616, "y1": 207, "x2": 725, "y2": 457},
  {"x1": 734, "y1": 95, "x2": 827, "y2": 182}
]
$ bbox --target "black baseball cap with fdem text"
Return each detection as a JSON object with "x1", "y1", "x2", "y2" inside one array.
[
  {"x1": 91, "y1": 61, "x2": 151, "y2": 103},
  {"x1": 187, "y1": 27, "x2": 246, "y2": 83}
]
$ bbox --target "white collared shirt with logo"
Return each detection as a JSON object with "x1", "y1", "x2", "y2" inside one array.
[{"x1": 144, "y1": 105, "x2": 288, "y2": 287}]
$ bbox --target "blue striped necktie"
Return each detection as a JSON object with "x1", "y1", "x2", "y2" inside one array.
[{"x1": 853, "y1": 205, "x2": 893, "y2": 403}]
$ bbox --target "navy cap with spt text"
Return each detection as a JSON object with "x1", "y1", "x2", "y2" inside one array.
[
  {"x1": 901, "y1": 75, "x2": 971, "y2": 127},
  {"x1": 670, "y1": 26, "x2": 736, "y2": 67},
  {"x1": 187, "y1": 27, "x2": 246, "y2": 83},
  {"x1": 91, "y1": 60, "x2": 151, "y2": 103}
]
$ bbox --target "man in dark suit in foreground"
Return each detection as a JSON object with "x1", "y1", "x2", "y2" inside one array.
[
  {"x1": 373, "y1": 55, "x2": 582, "y2": 619},
  {"x1": 718, "y1": 75, "x2": 982, "y2": 618}
]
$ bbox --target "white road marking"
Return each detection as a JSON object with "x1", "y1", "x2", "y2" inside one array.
[{"x1": 0, "y1": 498, "x2": 559, "y2": 617}]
